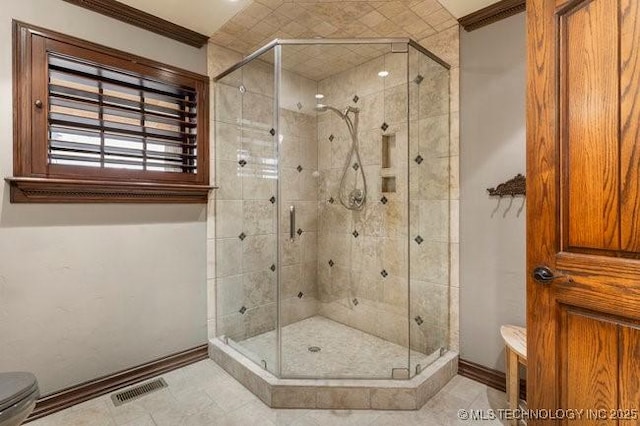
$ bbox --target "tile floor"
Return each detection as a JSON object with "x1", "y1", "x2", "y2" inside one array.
[
  {"x1": 28, "y1": 359, "x2": 509, "y2": 426},
  {"x1": 237, "y1": 316, "x2": 440, "y2": 379}
]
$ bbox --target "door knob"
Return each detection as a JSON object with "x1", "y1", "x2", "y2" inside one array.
[{"x1": 532, "y1": 266, "x2": 565, "y2": 284}]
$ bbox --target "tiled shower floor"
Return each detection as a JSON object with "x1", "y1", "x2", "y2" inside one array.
[{"x1": 236, "y1": 316, "x2": 440, "y2": 378}]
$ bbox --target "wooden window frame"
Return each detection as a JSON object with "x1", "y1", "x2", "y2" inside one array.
[{"x1": 7, "y1": 21, "x2": 212, "y2": 203}]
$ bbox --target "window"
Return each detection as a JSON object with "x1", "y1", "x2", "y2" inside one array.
[{"x1": 8, "y1": 21, "x2": 210, "y2": 203}]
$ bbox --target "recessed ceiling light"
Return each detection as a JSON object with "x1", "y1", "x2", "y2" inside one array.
[
  {"x1": 315, "y1": 94, "x2": 324, "y2": 99},
  {"x1": 378, "y1": 70, "x2": 389, "y2": 78}
]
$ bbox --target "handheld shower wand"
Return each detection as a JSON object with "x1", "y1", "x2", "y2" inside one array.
[{"x1": 315, "y1": 103, "x2": 367, "y2": 211}]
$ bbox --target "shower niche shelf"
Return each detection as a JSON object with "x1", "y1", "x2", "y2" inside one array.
[
  {"x1": 381, "y1": 134, "x2": 397, "y2": 193},
  {"x1": 381, "y1": 176, "x2": 397, "y2": 193},
  {"x1": 381, "y1": 134, "x2": 396, "y2": 169}
]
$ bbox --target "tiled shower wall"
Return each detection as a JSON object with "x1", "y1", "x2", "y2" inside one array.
[
  {"x1": 315, "y1": 51, "x2": 412, "y2": 349},
  {"x1": 207, "y1": 44, "x2": 242, "y2": 342},
  {"x1": 212, "y1": 54, "x2": 320, "y2": 342},
  {"x1": 408, "y1": 49, "x2": 451, "y2": 356},
  {"x1": 278, "y1": 69, "x2": 320, "y2": 327},
  {"x1": 314, "y1": 48, "x2": 450, "y2": 358},
  {"x1": 421, "y1": 26, "x2": 460, "y2": 353},
  {"x1": 213, "y1": 58, "x2": 277, "y2": 342}
]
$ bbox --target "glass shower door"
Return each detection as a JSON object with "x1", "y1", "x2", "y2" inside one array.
[
  {"x1": 408, "y1": 43, "x2": 451, "y2": 377},
  {"x1": 214, "y1": 48, "x2": 279, "y2": 375},
  {"x1": 214, "y1": 39, "x2": 452, "y2": 382},
  {"x1": 277, "y1": 42, "x2": 412, "y2": 379},
  {"x1": 275, "y1": 44, "x2": 323, "y2": 378}
]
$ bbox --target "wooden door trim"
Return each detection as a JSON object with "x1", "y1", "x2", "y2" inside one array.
[{"x1": 526, "y1": 0, "x2": 560, "y2": 414}]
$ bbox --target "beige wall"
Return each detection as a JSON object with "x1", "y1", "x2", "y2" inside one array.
[
  {"x1": 0, "y1": 0, "x2": 208, "y2": 394},
  {"x1": 460, "y1": 13, "x2": 526, "y2": 371}
]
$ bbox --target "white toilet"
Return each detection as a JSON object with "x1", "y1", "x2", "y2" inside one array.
[{"x1": 0, "y1": 373, "x2": 39, "y2": 426}]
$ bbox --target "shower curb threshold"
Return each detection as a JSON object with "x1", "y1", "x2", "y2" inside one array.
[{"x1": 209, "y1": 338, "x2": 458, "y2": 410}]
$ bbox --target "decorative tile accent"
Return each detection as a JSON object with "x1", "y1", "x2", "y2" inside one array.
[
  {"x1": 352, "y1": 298, "x2": 359, "y2": 306},
  {"x1": 297, "y1": 165, "x2": 303, "y2": 173},
  {"x1": 269, "y1": 128, "x2": 276, "y2": 136},
  {"x1": 270, "y1": 264, "x2": 276, "y2": 272},
  {"x1": 296, "y1": 102, "x2": 303, "y2": 110},
  {"x1": 414, "y1": 74, "x2": 424, "y2": 85},
  {"x1": 238, "y1": 232, "x2": 247, "y2": 241},
  {"x1": 414, "y1": 316, "x2": 424, "y2": 325},
  {"x1": 381, "y1": 122, "x2": 389, "y2": 132},
  {"x1": 352, "y1": 230, "x2": 359, "y2": 238},
  {"x1": 297, "y1": 292, "x2": 304, "y2": 299},
  {"x1": 380, "y1": 269, "x2": 388, "y2": 278},
  {"x1": 380, "y1": 196, "x2": 388, "y2": 205},
  {"x1": 328, "y1": 259, "x2": 334, "y2": 267},
  {"x1": 239, "y1": 306, "x2": 247, "y2": 314},
  {"x1": 239, "y1": 84, "x2": 246, "y2": 94},
  {"x1": 352, "y1": 163, "x2": 360, "y2": 171},
  {"x1": 297, "y1": 228, "x2": 303, "y2": 236},
  {"x1": 328, "y1": 197, "x2": 335, "y2": 204},
  {"x1": 269, "y1": 196, "x2": 276, "y2": 204},
  {"x1": 414, "y1": 155, "x2": 424, "y2": 165},
  {"x1": 352, "y1": 95, "x2": 359, "y2": 103},
  {"x1": 414, "y1": 235, "x2": 424, "y2": 245},
  {"x1": 329, "y1": 134, "x2": 335, "y2": 142},
  {"x1": 238, "y1": 159, "x2": 247, "y2": 167}
]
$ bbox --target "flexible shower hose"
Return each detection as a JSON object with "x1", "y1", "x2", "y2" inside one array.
[{"x1": 338, "y1": 110, "x2": 367, "y2": 211}]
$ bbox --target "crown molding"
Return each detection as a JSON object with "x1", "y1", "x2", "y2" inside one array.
[
  {"x1": 62, "y1": 0, "x2": 209, "y2": 48},
  {"x1": 458, "y1": 0, "x2": 526, "y2": 32}
]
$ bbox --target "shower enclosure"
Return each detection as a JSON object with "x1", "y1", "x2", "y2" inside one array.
[{"x1": 214, "y1": 39, "x2": 450, "y2": 382}]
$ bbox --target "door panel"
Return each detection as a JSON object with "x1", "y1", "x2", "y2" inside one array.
[
  {"x1": 561, "y1": 0, "x2": 619, "y2": 251},
  {"x1": 528, "y1": 0, "x2": 640, "y2": 423},
  {"x1": 561, "y1": 310, "x2": 618, "y2": 425},
  {"x1": 620, "y1": 326, "x2": 640, "y2": 425},
  {"x1": 527, "y1": 0, "x2": 560, "y2": 414},
  {"x1": 621, "y1": 0, "x2": 640, "y2": 252}
]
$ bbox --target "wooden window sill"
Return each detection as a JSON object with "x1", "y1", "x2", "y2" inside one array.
[{"x1": 5, "y1": 177, "x2": 215, "y2": 204}]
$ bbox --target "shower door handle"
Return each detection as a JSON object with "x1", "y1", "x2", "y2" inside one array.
[{"x1": 289, "y1": 206, "x2": 296, "y2": 241}]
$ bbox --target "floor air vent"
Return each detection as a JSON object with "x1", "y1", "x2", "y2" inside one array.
[{"x1": 111, "y1": 378, "x2": 167, "y2": 406}]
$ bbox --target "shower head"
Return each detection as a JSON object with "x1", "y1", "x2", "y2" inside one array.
[{"x1": 314, "y1": 104, "x2": 332, "y2": 113}]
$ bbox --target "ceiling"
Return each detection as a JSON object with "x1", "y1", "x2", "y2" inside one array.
[
  {"x1": 210, "y1": 1, "x2": 458, "y2": 56},
  {"x1": 437, "y1": 0, "x2": 501, "y2": 18},
  {"x1": 115, "y1": 0, "x2": 502, "y2": 38},
  {"x1": 116, "y1": 0, "x2": 252, "y2": 36}
]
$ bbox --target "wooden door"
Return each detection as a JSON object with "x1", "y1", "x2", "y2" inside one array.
[{"x1": 527, "y1": 0, "x2": 640, "y2": 424}]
